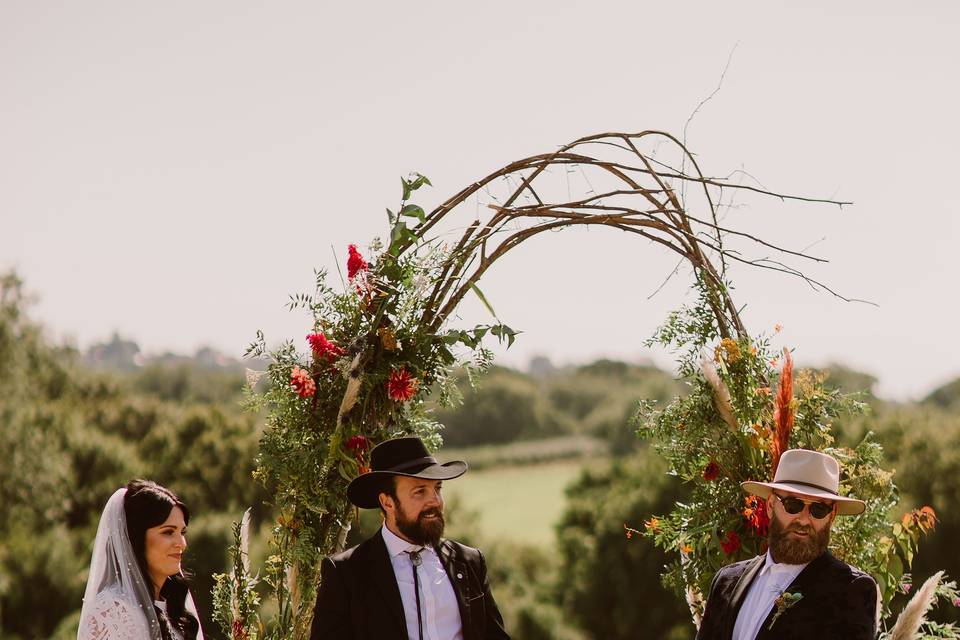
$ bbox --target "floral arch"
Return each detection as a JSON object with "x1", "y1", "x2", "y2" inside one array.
[{"x1": 212, "y1": 131, "x2": 952, "y2": 640}]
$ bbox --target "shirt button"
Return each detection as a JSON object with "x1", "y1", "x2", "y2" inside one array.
[{"x1": 457, "y1": 573, "x2": 463, "y2": 579}]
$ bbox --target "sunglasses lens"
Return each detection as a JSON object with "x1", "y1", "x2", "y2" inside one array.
[
  {"x1": 809, "y1": 503, "x2": 833, "y2": 519},
  {"x1": 780, "y1": 497, "x2": 805, "y2": 514},
  {"x1": 778, "y1": 495, "x2": 833, "y2": 519}
]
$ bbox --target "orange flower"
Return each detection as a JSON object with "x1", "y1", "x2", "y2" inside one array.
[
  {"x1": 680, "y1": 543, "x2": 693, "y2": 554},
  {"x1": 644, "y1": 517, "x2": 660, "y2": 532},
  {"x1": 903, "y1": 506, "x2": 938, "y2": 533},
  {"x1": 774, "y1": 323, "x2": 783, "y2": 333},
  {"x1": 755, "y1": 386, "x2": 771, "y2": 396}
]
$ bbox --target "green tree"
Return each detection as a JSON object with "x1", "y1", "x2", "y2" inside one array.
[{"x1": 556, "y1": 452, "x2": 692, "y2": 639}]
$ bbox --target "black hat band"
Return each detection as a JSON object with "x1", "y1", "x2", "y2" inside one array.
[{"x1": 382, "y1": 456, "x2": 438, "y2": 474}]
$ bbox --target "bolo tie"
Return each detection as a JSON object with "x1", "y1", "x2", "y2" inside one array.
[{"x1": 406, "y1": 548, "x2": 425, "y2": 640}]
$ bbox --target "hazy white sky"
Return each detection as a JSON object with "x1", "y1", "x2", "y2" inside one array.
[{"x1": 3, "y1": 1, "x2": 958, "y2": 400}]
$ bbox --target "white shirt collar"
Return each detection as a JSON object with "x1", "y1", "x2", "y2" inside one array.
[
  {"x1": 761, "y1": 550, "x2": 810, "y2": 577},
  {"x1": 381, "y1": 524, "x2": 428, "y2": 557}
]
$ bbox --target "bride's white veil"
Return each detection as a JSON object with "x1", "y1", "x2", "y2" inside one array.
[{"x1": 78, "y1": 488, "x2": 162, "y2": 640}]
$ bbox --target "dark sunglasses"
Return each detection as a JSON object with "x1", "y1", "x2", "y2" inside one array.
[{"x1": 775, "y1": 494, "x2": 834, "y2": 520}]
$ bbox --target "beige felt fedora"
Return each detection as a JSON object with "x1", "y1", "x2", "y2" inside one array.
[{"x1": 741, "y1": 449, "x2": 866, "y2": 516}]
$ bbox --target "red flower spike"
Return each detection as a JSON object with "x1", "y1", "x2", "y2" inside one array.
[
  {"x1": 720, "y1": 530, "x2": 741, "y2": 556},
  {"x1": 290, "y1": 366, "x2": 316, "y2": 398},
  {"x1": 347, "y1": 244, "x2": 368, "y2": 280},
  {"x1": 307, "y1": 332, "x2": 346, "y2": 363},
  {"x1": 703, "y1": 461, "x2": 720, "y2": 482},
  {"x1": 770, "y1": 348, "x2": 794, "y2": 477},
  {"x1": 387, "y1": 368, "x2": 419, "y2": 402},
  {"x1": 232, "y1": 620, "x2": 249, "y2": 640}
]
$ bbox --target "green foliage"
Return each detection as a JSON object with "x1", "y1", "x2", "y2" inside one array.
[
  {"x1": 636, "y1": 285, "x2": 954, "y2": 635},
  {"x1": 212, "y1": 512, "x2": 262, "y2": 640},
  {"x1": 432, "y1": 360, "x2": 684, "y2": 452},
  {"x1": 923, "y1": 377, "x2": 960, "y2": 413},
  {"x1": 555, "y1": 453, "x2": 692, "y2": 639},
  {"x1": 237, "y1": 175, "x2": 524, "y2": 637},
  {"x1": 0, "y1": 272, "x2": 262, "y2": 640}
]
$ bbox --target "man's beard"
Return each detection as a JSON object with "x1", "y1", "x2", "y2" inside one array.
[
  {"x1": 395, "y1": 504, "x2": 445, "y2": 547},
  {"x1": 768, "y1": 512, "x2": 830, "y2": 564}
]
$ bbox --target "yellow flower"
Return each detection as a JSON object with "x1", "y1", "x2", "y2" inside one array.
[
  {"x1": 378, "y1": 327, "x2": 398, "y2": 351},
  {"x1": 748, "y1": 423, "x2": 768, "y2": 449},
  {"x1": 714, "y1": 338, "x2": 742, "y2": 364}
]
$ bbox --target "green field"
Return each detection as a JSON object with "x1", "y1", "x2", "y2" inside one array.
[{"x1": 445, "y1": 458, "x2": 602, "y2": 546}]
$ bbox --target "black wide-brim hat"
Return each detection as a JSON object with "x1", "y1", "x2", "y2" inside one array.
[{"x1": 346, "y1": 436, "x2": 467, "y2": 509}]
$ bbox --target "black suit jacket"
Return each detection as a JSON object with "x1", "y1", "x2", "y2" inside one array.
[
  {"x1": 696, "y1": 551, "x2": 877, "y2": 640},
  {"x1": 310, "y1": 529, "x2": 511, "y2": 640}
]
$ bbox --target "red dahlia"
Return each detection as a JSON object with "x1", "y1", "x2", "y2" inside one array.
[
  {"x1": 347, "y1": 244, "x2": 368, "y2": 280},
  {"x1": 720, "y1": 530, "x2": 741, "y2": 556},
  {"x1": 387, "y1": 368, "x2": 419, "y2": 402},
  {"x1": 307, "y1": 332, "x2": 346, "y2": 363},
  {"x1": 743, "y1": 496, "x2": 770, "y2": 538},
  {"x1": 346, "y1": 435, "x2": 370, "y2": 453},
  {"x1": 703, "y1": 461, "x2": 720, "y2": 482}
]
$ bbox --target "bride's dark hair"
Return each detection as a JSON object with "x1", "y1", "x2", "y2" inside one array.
[{"x1": 124, "y1": 479, "x2": 200, "y2": 640}]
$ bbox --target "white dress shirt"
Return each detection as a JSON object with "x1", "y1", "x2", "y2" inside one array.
[
  {"x1": 382, "y1": 525, "x2": 464, "y2": 640},
  {"x1": 732, "y1": 551, "x2": 809, "y2": 640}
]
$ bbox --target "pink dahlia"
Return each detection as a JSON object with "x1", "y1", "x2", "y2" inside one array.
[{"x1": 290, "y1": 366, "x2": 316, "y2": 398}]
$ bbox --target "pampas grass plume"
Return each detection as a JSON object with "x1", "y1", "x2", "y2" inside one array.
[
  {"x1": 240, "y1": 508, "x2": 252, "y2": 575},
  {"x1": 700, "y1": 354, "x2": 737, "y2": 431},
  {"x1": 889, "y1": 571, "x2": 943, "y2": 640},
  {"x1": 337, "y1": 353, "x2": 363, "y2": 425}
]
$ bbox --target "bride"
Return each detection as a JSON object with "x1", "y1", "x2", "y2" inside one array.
[{"x1": 78, "y1": 480, "x2": 204, "y2": 640}]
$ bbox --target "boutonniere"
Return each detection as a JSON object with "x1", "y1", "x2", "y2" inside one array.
[{"x1": 768, "y1": 590, "x2": 803, "y2": 630}]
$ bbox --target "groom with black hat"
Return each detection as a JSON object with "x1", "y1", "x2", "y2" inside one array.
[{"x1": 310, "y1": 436, "x2": 511, "y2": 640}]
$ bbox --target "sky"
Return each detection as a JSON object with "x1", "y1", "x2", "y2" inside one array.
[{"x1": 2, "y1": 1, "x2": 958, "y2": 401}]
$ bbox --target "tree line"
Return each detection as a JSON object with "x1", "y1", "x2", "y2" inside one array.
[{"x1": 2, "y1": 272, "x2": 958, "y2": 639}]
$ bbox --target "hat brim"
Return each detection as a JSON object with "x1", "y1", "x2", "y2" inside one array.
[
  {"x1": 742, "y1": 481, "x2": 866, "y2": 516},
  {"x1": 347, "y1": 461, "x2": 467, "y2": 509}
]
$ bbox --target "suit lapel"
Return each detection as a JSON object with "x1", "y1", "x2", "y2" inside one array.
[
  {"x1": 436, "y1": 540, "x2": 472, "y2": 638},
  {"x1": 754, "y1": 551, "x2": 831, "y2": 640},
  {"x1": 368, "y1": 529, "x2": 408, "y2": 635},
  {"x1": 723, "y1": 555, "x2": 765, "y2": 639}
]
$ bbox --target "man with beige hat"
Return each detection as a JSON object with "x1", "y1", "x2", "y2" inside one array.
[{"x1": 696, "y1": 448, "x2": 878, "y2": 640}]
